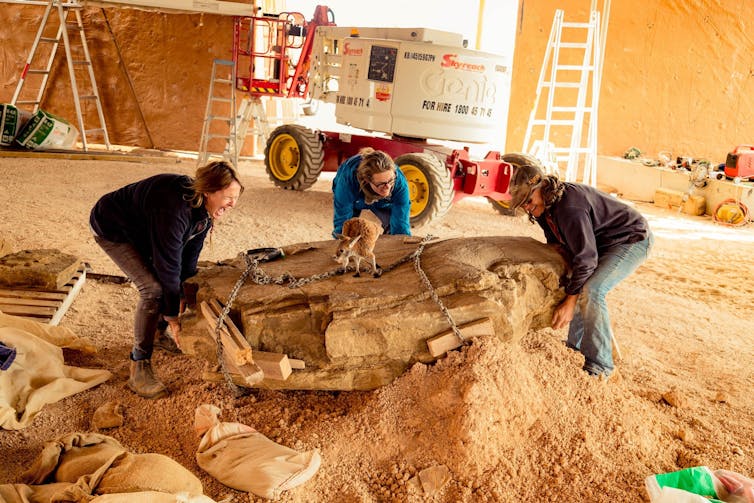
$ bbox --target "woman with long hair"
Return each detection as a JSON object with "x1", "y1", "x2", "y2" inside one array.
[{"x1": 90, "y1": 161, "x2": 244, "y2": 398}]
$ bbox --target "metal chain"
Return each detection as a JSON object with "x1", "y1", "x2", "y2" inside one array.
[
  {"x1": 409, "y1": 235, "x2": 465, "y2": 342},
  {"x1": 212, "y1": 236, "x2": 462, "y2": 394},
  {"x1": 214, "y1": 253, "x2": 255, "y2": 396}
]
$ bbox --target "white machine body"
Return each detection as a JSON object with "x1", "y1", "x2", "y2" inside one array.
[{"x1": 329, "y1": 36, "x2": 511, "y2": 145}]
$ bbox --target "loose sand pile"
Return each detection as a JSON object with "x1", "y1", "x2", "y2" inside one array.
[{"x1": 0, "y1": 156, "x2": 752, "y2": 502}]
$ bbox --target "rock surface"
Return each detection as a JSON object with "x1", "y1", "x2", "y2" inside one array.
[
  {"x1": 186, "y1": 235, "x2": 566, "y2": 390},
  {"x1": 0, "y1": 249, "x2": 80, "y2": 290}
]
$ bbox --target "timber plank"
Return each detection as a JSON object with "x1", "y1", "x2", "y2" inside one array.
[{"x1": 0, "y1": 266, "x2": 85, "y2": 325}]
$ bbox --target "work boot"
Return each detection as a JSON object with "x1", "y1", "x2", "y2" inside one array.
[
  {"x1": 127, "y1": 359, "x2": 168, "y2": 399},
  {"x1": 154, "y1": 328, "x2": 181, "y2": 354}
]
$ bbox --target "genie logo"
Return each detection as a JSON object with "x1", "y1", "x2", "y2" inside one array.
[
  {"x1": 343, "y1": 42, "x2": 363, "y2": 56},
  {"x1": 441, "y1": 54, "x2": 486, "y2": 73}
]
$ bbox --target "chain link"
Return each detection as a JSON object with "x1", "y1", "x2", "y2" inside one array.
[
  {"x1": 214, "y1": 253, "x2": 256, "y2": 396},
  {"x1": 408, "y1": 236, "x2": 464, "y2": 342},
  {"x1": 212, "y1": 236, "x2": 463, "y2": 394}
]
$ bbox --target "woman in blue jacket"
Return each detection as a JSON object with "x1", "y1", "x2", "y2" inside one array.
[
  {"x1": 90, "y1": 161, "x2": 243, "y2": 398},
  {"x1": 332, "y1": 148, "x2": 411, "y2": 237}
]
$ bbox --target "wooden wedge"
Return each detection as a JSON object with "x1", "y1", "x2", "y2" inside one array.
[
  {"x1": 200, "y1": 300, "x2": 264, "y2": 386},
  {"x1": 202, "y1": 299, "x2": 293, "y2": 381},
  {"x1": 426, "y1": 318, "x2": 495, "y2": 358}
]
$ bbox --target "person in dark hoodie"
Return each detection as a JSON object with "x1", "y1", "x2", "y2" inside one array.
[
  {"x1": 508, "y1": 158, "x2": 653, "y2": 378},
  {"x1": 332, "y1": 148, "x2": 411, "y2": 238},
  {"x1": 90, "y1": 161, "x2": 243, "y2": 398}
]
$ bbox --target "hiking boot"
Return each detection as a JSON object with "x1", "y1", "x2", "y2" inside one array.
[
  {"x1": 154, "y1": 328, "x2": 181, "y2": 354},
  {"x1": 127, "y1": 359, "x2": 168, "y2": 399}
]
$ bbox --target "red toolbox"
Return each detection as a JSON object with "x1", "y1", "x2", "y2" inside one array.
[{"x1": 725, "y1": 145, "x2": 754, "y2": 179}]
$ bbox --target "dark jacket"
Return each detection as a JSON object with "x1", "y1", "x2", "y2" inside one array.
[
  {"x1": 536, "y1": 182, "x2": 649, "y2": 295},
  {"x1": 332, "y1": 154, "x2": 411, "y2": 237},
  {"x1": 90, "y1": 174, "x2": 211, "y2": 316}
]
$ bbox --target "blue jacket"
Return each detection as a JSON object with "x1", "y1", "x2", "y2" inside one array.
[
  {"x1": 332, "y1": 154, "x2": 411, "y2": 237},
  {"x1": 90, "y1": 174, "x2": 211, "y2": 317},
  {"x1": 536, "y1": 182, "x2": 649, "y2": 295}
]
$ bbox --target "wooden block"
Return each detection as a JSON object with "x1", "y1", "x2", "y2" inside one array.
[
  {"x1": 200, "y1": 300, "x2": 264, "y2": 385},
  {"x1": 254, "y1": 350, "x2": 293, "y2": 381},
  {"x1": 208, "y1": 299, "x2": 292, "y2": 381},
  {"x1": 426, "y1": 318, "x2": 495, "y2": 358},
  {"x1": 653, "y1": 188, "x2": 706, "y2": 215},
  {"x1": 289, "y1": 358, "x2": 306, "y2": 370},
  {"x1": 201, "y1": 299, "x2": 292, "y2": 381}
]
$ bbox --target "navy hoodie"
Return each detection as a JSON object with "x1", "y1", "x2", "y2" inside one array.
[{"x1": 90, "y1": 174, "x2": 211, "y2": 316}]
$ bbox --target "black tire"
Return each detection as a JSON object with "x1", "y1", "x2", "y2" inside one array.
[
  {"x1": 264, "y1": 124, "x2": 324, "y2": 190},
  {"x1": 486, "y1": 152, "x2": 544, "y2": 216},
  {"x1": 395, "y1": 152, "x2": 454, "y2": 228}
]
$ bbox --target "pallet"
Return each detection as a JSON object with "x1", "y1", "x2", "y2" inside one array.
[{"x1": 0, "y1": 266, "x2": 86, "y2": 325}]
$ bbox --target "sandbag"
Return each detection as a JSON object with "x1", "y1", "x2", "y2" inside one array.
[
  {"x1": 0, "y1": 327, "x2": 111, "y2": 430},
  {"x1": 195, "y1": 404, "x2": 321, "y2": 499},
  {"x1": 4, "y1": 432, "x2": 213, "y2": 503}
]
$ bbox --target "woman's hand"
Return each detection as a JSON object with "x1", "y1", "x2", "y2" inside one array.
[{"x1": 551, "y1": 294, "x2": 578, "y2": 330}]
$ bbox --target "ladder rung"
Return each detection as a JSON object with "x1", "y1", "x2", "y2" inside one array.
[
  {"x1": 15, "y1": 100, "x2": 40, "y2": 105},
  {"x1": 211, "y1": 97, "x2": 232, "y2": 103},
  {"x1": 532, "y1": 119, "x2": 578, "y2": 126},
  {"x1": 554, "y1": 148, "x2": 594, "y2": 153},
  {"x1": 207, "y1": 115, "x2": 232, "y2": 121},
  {"x1": 78, "y1": 95, "x2": 98, "y2": 101},
  {"x1": 552, "y1": 106, "x2": 593, "y2": 112},
  {"x1": 40, "y1": 37, "x2": 59, "y2": 43},
  {"x1": 206, "y1": 134, "x2": 231, "y2": 139},
  {"x1": 27, "y1": 69, "x2": 50, "y2": 75},
  {"x1": 559, "y1": 42, "x2": 589, "y2": 49},
  {"x1": 85, "y1": 128, "x2": 105, "y2": 134},
  {"x1": 561, "y1": 22, "x2": 592, "y2": 29},
  {"x1": 214, "y1": 59, "x2": 234, "y2": 66},
  {"x1": 543, "y1": 82, "x2": 582, "y2": 88},
  {"x1": 213, "y1": 78, "x2": 233, "y2": 84},
  {"x1": 72, "y1": 61, "x2": 92, "y2": 66},
  {"x1": 556, "y1": 65, "x2": 593, "y2": 71}
]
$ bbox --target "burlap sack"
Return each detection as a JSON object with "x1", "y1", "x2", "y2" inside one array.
[{"x1": 194, "y1": 404, "x2": 321, "y2": 500}]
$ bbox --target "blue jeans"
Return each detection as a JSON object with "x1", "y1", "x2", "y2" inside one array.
[
  {"x1": 94, "y1": 235, "x2": 162, "y2": 361},
  {"x1": 567, "y1": 231, "x2": 654, "y2": 375}
]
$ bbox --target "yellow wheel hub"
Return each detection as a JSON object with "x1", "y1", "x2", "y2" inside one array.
[
  {"x1": 400, "y1": 164, "x2": 429, "y2": 218},
  {"x1": 491, "y1": 199, "x2": 511, "y2": 210},
  {"x1": 267, "y1": 134, "x2": 300, "y2": 181}
]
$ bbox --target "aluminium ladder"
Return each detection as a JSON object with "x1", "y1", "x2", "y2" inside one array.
[
  {"x1": 12, "y1": 0, "x2": 110, "y2": 151},
  {"x1": 197, "y1": 59, "x2": 270, "y2": 168},
  {"x1": 522, "y1": 9, "x2": 601, "y2": 185}
]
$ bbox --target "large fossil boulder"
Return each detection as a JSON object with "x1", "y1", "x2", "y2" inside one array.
[{"x1": 186, "y1": 235, "x2": 566, "y2": 391}]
